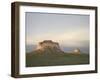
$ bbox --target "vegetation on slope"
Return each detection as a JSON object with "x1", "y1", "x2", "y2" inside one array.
[{"x1": 26, "y1": 48, "x2": 89, "y2": 67}]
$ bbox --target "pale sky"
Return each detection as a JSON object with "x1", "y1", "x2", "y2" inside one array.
[{"x1": 25, "y1": 12, "x2": 89, "y2": 48}]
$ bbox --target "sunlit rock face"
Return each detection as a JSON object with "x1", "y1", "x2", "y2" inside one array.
[
  {"x1": 36, "y1": 40, "x2": 60, "y2": 50},
  {"x1": 35, "y1": 40, "x2": 65, "y2": 54}
]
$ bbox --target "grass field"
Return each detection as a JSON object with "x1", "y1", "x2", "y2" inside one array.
[{"x1": 26, "y1": 51, "x2": 89, "y2": 67}]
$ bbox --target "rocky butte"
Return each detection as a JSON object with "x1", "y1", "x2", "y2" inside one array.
[
  {"x1": 36, "y1": 40, "x2": 64, "y2": 54},
  {"x1": 34, "y1": 40, "x2": 80, "y2": 54},
  {"x1": 37, "y1": 40, "x2": 60, "y2": 49}
]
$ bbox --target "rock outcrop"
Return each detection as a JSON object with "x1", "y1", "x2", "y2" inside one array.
[
  {"x1": 36, "y1": 40, "x2": 64, "y2": 54},
  {"x1": 73, "y1": 48, "x2": 80, "y2": 54},
  {"x1": 37, "y1": 40, "x2": 60, "y2": 49}
]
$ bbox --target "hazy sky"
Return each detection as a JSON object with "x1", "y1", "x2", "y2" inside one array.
[{"x1": 25, "y1": 12, "x2": 89, "y2": 49}]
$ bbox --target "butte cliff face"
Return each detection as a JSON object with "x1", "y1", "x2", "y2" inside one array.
[
  {"x1": 34, "y1": 40, "x2": 64, "y2": 54},
  {"x1": 37, "y1": 40, "x2": 60, "y2": 49}
]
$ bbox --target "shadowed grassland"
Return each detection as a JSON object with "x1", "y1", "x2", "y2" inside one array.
[{"x1": 26, "y1": 51, "x2": 89, "y2": 67}]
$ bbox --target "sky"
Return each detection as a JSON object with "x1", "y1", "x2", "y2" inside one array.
[{"x1": 25, "y1": 12, "x2": 89, "y2": 53}]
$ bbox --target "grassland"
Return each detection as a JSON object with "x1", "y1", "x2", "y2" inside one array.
[{"x1": 26, "y1": 50, "x2": 89, "y2": 67}]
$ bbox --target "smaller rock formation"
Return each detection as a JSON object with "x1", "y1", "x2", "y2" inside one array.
[{"x1": 73, "y1": 48, "x2": 80, "y2": 54}]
